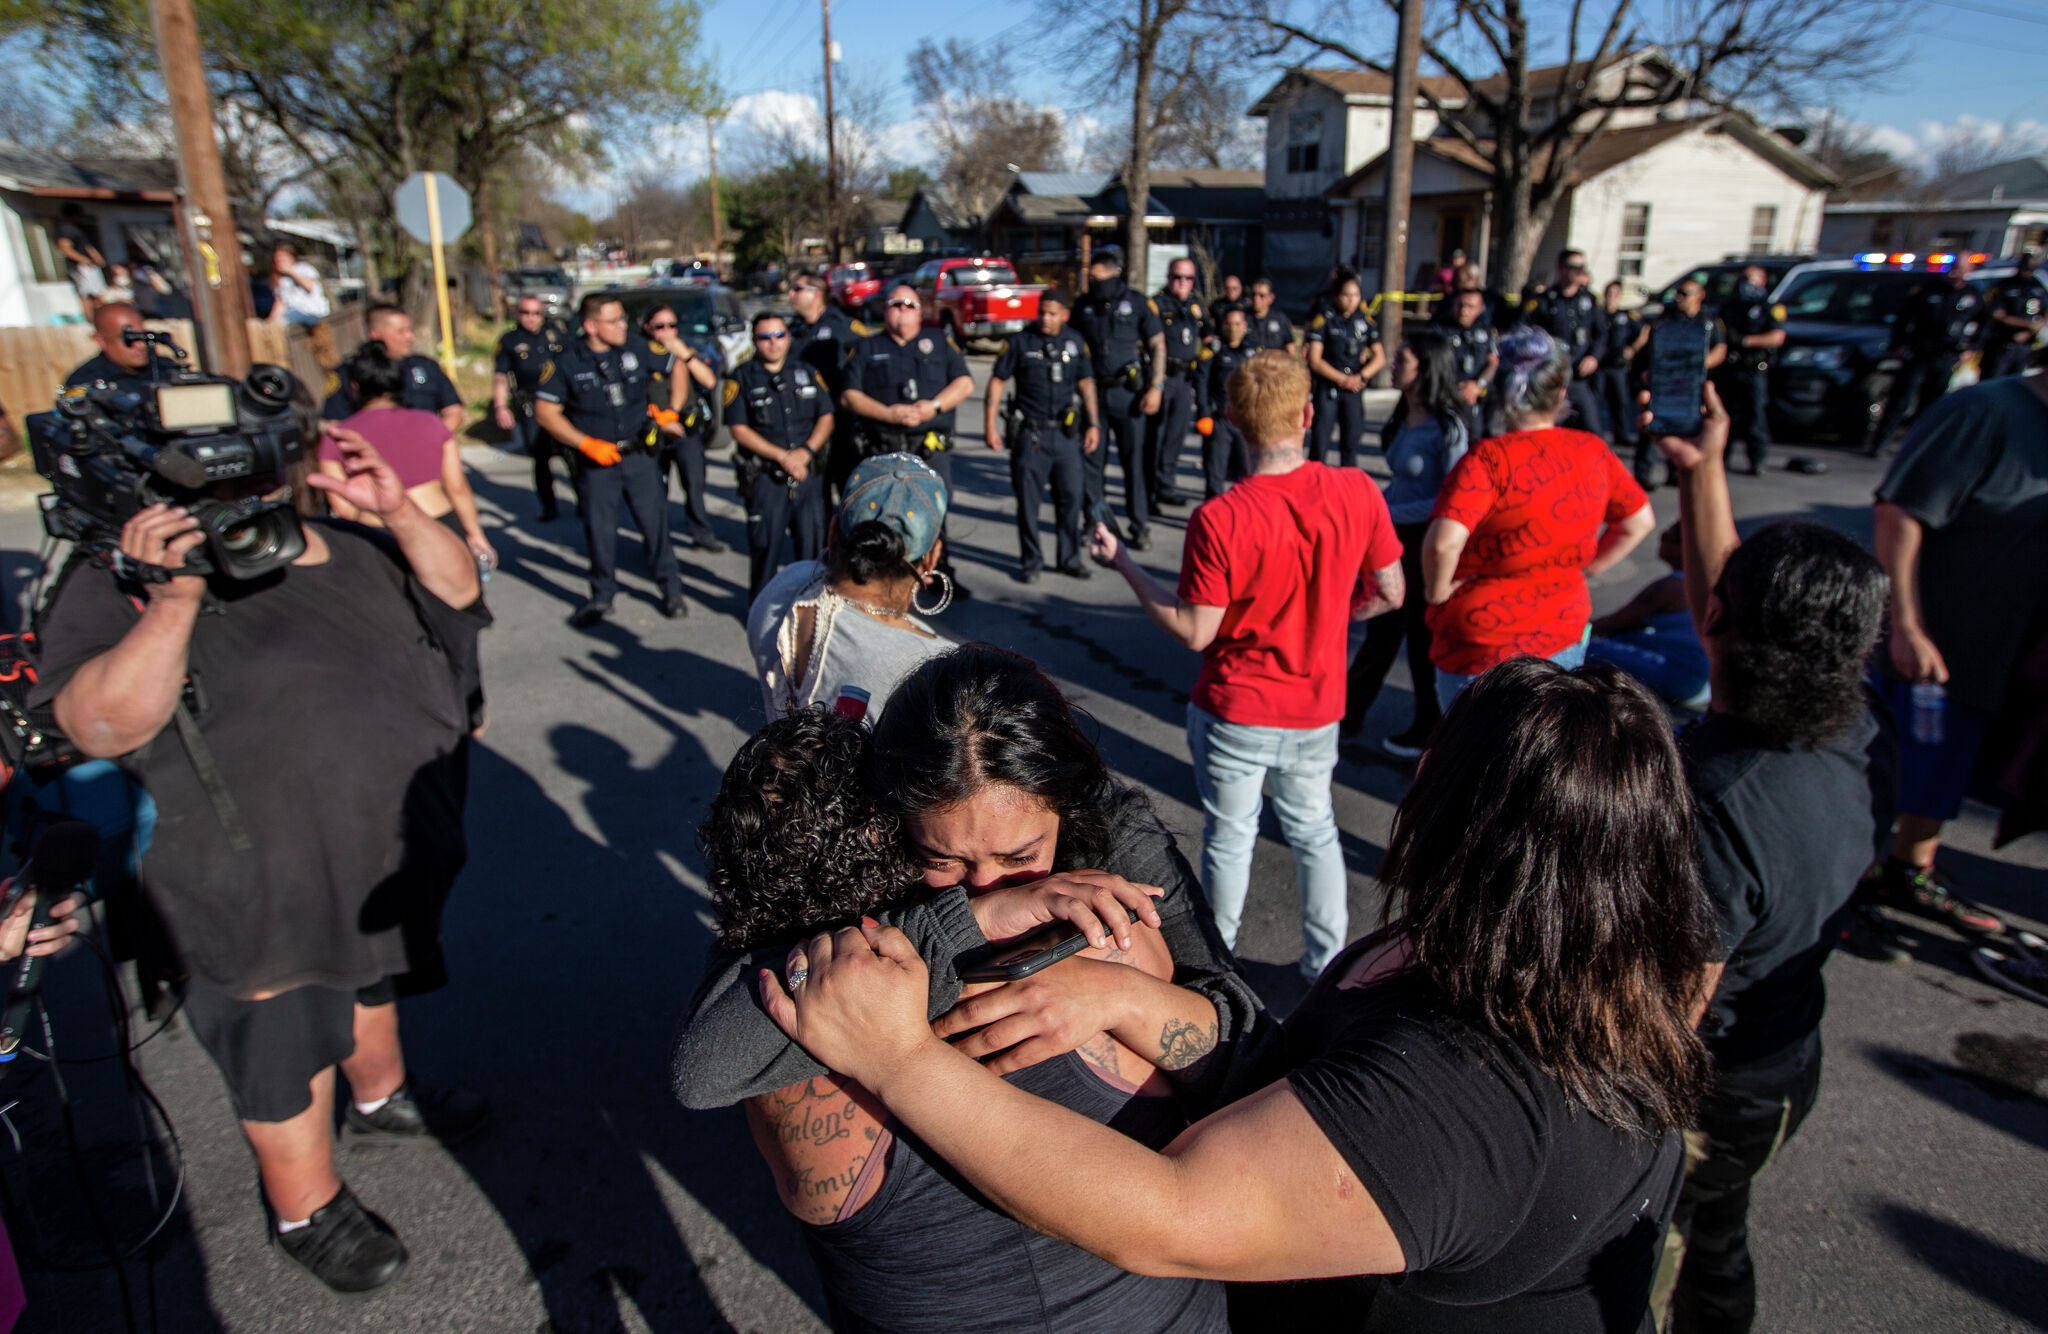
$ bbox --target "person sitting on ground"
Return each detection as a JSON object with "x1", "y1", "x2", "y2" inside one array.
[
  {"x1": 1093, "y1": 349, "x2": 1403, "y2": 979},
  {"x1": 747, "y1": 453, "x2": 954, "y2": 725},
  {"x1": 700, "y1": 707, "x2": 1228, "y2": 1333},
  {"x1": 674, "y1": 644, "x2": 1260, "y2": 1116},
  {"x1": 1423, "y1": 326, "x2": 1656, "y2": 702},
  {"x1": 1586, "y1": 522, "x2": 1711, "y2": 710},
  {"x1": 1642, "y1": 382, "x2": 1895, "y2": 1333},
  {"x1": 1342, "y1": 326, "x2": 1468, "y2": 758},
  {"x1": 763, "y1": 657, "x2": 1719, "y2": 1334},
  {"x1": 320, "y1": 341, "x2": 495, "y2": 574}
]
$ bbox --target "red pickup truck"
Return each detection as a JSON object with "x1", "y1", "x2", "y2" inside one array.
[
  {"x1": 828, "y1": 263, "x2": 881, "y2": 312},
  {"x1": 910, "y1": 256, "x2": 1045, "y2": 344}
]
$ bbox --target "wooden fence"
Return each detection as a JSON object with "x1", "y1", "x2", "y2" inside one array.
[{"x1": 0, "y1": 309, "x2": 367, "y2": 457}]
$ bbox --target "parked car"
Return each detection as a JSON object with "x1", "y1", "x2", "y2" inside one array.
[
  {"x1": 828, "y1": 263, "x2": 881, "y2": 312},
  {"x1": 1640, "y1": 255, "x2": 1811, "y2": 319},
  {"x1": 745, "y1": 264, "x2": 785, "y2": 295},
  {"x1": 1766, "y1": 253, "x2": 2018, "y2": 449},
  {"x1": 501, "y1": 266, "x2": 574, "y2": 320},
  {"x1": 909, "y1": 256, "x2": 1045, "y2": 345},
  {"x1": 586, "y1": 283, "x2": 753, "y2": 371}
]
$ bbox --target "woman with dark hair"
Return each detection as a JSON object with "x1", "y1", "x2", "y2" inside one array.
[
  {"x1": 1423, "y1": 326, "x2": 1656, "y2": 702},
  {"x1": 675, "y1": 644, "x2": 1259, "y2": 1115},
  {"x1": 761, "y1": 659, "x2": 1719, "y2": 1333},
  {"x1": 747, "y1": 453, "x2": 954, "y2": 723},
  {"x1": 698, "y1": 708, "x2": 1228, "y2": 1332},
  {"x1": 320, "y1": 341, "x2": 495, "y2": 571},
  {"x1": 1342, "y1": 326, "x2": 1469, "y2": 756}
]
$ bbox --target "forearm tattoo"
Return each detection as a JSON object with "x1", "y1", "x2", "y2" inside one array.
[{"x1": 1157, "y1": 1016, "x2": 1219, "y2": 1071}]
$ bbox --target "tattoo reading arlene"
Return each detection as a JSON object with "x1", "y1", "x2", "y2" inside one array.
[{"x1": 1157, "y1": 1016, "x2": 1218, "y2": 1071}]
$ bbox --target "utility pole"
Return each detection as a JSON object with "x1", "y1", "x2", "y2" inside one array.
[
  {"x1": 150, "y1": 0, "x2": 253, "y2": 378},
  {"x1": 707, "y1": 113, "x2": 724, "y2": 276},
  {"x1": 822, "y1": 0, "x2": 840, "y2": 263},
  {"x1": 1376, "y1": 0, "x2": 1424, "y2": 383}
]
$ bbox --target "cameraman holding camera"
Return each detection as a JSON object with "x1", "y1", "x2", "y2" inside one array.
[{"x1": 31, "y1": 427, "x2": 488, "y2": 1295}]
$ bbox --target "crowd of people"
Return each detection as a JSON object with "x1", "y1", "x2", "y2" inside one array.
[{"x1": 23, "y1": 236, "x2": 2046, "y2": 1332}]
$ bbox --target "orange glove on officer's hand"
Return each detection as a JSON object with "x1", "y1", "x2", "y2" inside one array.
[
  {"x1": 1195, "y1": 417, "x2": 1214, "y2": 436},
  {"x1": 577, "y1": 436, "x2": 622, "y2": 466}
]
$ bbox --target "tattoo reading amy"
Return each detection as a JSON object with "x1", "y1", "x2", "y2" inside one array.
[{"x1": 1157, "y1": 1016, "x2": 1218, "y2": 1071}]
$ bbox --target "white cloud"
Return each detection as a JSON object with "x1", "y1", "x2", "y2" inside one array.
[{"x1": 1822, "y1": 111, "x2": 2048, "y2": 171}]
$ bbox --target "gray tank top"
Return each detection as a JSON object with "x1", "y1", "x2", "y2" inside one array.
[{"x1": 800, "y1": 1052, "x2": 1229, "y2": 1333}]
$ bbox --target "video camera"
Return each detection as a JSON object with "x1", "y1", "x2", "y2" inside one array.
[{"x1": 27, "y1": 329, "x2": 307, "y2": 581}]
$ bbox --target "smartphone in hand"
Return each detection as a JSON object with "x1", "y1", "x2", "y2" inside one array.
[{"x1": 1644, "y1": 318, "x2": 1709, "y2": 438}]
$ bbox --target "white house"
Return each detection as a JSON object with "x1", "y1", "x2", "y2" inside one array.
[
  {"x1": 0, "y1": 142, "x2": 183, "y2": 327},
  {"x1": 1250, "y1": 53, "x2": 1834, "y2": 306}
]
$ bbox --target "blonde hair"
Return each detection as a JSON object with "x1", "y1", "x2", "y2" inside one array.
[{"x1": 1227, "y1": 349, "x2": 1311, "y2": 449}]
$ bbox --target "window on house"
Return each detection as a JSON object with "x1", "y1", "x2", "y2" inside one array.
[
  {"x1": 1749, "y1": 205, "x2": 1777, "y2": 254},
  {"x1": 24, "y1": 218, "x2": 61, "y2": 283},
  {"x1": 1618, "y1": 202, "x2": 1651, "y2": 278},
  {"x1": 1286, "y1": 111, "x2": 1322, "y2": 174},
  {"x1": 1358, "y1": 210, "x2": 1383, "y2": 272}
]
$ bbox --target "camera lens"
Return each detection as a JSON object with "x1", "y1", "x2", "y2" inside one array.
[{"x1": 219, "y1": 516, "x2": 268, "y2": 556}]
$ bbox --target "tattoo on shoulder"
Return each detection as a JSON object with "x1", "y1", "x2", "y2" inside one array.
[{"x1": 1157, "y1": 1017, "x2": 1218, "y2": 1071}]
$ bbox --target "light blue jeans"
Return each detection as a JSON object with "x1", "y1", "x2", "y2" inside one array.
[
  {"x1": 1186, "y1": 703, "x2": 1348, "y2": 973},
  {"x1": 1435, "y1": 627, "x2": 1590, "y2": 706}
]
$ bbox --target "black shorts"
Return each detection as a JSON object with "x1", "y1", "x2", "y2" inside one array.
[{"x1": 180, "y1": 975, "x2": 396, "y2": 1123}]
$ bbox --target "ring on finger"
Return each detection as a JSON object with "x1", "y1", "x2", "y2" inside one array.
[{"x1": 786, "y1": 966, "x2": 810, "y2": 989}]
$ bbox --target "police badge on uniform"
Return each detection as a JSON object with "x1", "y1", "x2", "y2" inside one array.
[
  {"x1": 622, "y1": 351, "x2": 639, "y2": 371},
  {"x1": 411, "y1": 366, "x2": 428, "y2": 384},
  {"x1": 918, "y1": 337, "x2": 933, "y2": 354}
]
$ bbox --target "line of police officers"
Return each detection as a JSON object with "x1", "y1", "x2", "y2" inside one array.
[{"x1": 486, "y1": 247, "x2": 2048, "y2": 619}]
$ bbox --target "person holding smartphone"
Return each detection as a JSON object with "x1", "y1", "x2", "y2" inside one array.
[
  {"x1": 697, "y1": 708, "x2": 1227, "y2": 1333},
  {"x1": 763, "y1": 658, "x2": 1719, "y2": 1334},
  {"x1": 1626, "y1": 278, "x2": 1727, "y2": 487}
]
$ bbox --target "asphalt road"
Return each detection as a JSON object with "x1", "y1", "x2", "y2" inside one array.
[{"x1": 9, "y1": 362, "x2": 2047, "y2": 1334}]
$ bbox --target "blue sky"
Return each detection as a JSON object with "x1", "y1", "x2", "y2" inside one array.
[{"x1": 680, "y1": 0, "x2": 2048, "y2": 185}]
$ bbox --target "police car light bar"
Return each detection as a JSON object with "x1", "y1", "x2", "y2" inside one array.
[
  {"x1": 1889, "y1": 253, "x2": 1916, "y2": 265},
  {"x1": 1857, "y1": 252, "x2": 1887, "y2": 264}
]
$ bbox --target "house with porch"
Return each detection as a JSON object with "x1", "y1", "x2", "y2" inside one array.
[
  {"x1": 1249, "y1": 53, "x2": 1833, "y2": 308},
  {"x1": 985, "y1": 169, "x2": 1265, "y2": 292},
  {"x1": 0, "y1": 142, "x2": 184, "y2": 326}
]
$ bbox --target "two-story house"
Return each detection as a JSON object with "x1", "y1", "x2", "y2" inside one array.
[{"x1": 1250, "y1": 52, "x2": 1834, "y2": 310}]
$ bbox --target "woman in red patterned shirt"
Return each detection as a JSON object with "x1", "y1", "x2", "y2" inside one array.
[{"x1": 1422, "y1": 326, "x2": 1655, "y2": 702}]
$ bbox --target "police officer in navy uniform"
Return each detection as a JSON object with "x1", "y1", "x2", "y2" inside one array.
[
  {"x1": 62, "y1": 302, "x2": 180, "y2": 396},
  {"x1": 1072, "y1": 246, "x2": 1166, "y2": 550},
  {"x1": 1595, "y1": 280, "x2": 1642, "y2": 465},
  {"x1": 1872, "y1": 255, "x2": 1988, "y2": 455},
  {"x1": 640, "y1": 303, "x2": 726, "y2": 553},
  {"x1": 1983, "y1": 251, "x2": 2046, "y2": 380},
  {"x1": 841, "y1": 280, "x2": 978, "y2": 596},
  {"x1": 1715, "y1": 265, "x2": 1786, "y2": 475},
  {"x1": 320, "y1": 303, "x2": 463, "y2": 433},
  {"x1": 725, "y1": 311, "x2": 833, "y2": 600},
  {"x1": 1305, "y1": 274, "x2": 1384, "y2": 468},
  {"x1": 1148, "y1": 256, "x2": 1209, "y2": 507},
  {"x1": 1528, "y1": 249, "x2": 1610, "y2": 441},
  {"x1": 986, "y1": 288, "x2": 1098, "y2": 582},
  {"x1": 1199, "y1": 305, "x2": 1258, "y2": 496},
  {"x1": 492, "y1": 294, "x2": 574, "y2": 520},
  {"x1": 1443, "y1": 286, "x2": 1498, "y2": 441},
  {"x1": 1211, "y1": 273, "x2": 1249, "y2": 327},
  {"x1": 1245, "y1": 277, "x2": 1296, "y2": 355},
  {"x1": 1625, "y1": 278, "x2": 1727, "y2": 485},
  {"x1": 787, "y1": 270, "x2": 866, "y2": 500},
  {"x1": 1432, "y1": 260, "x2": 1510, "y2": 333},
  {"x1": 533, "y1": 292, "x2": 692, "y2": 627}
]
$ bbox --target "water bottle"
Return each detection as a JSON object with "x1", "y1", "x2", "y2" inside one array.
[{"x1": 1910, "y1": 682, "x2": 1946, "y2": 746}]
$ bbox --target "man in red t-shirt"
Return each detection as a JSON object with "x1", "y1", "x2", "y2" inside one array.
[{"x1": 1093, "y1": 350, "x2": 1403, "y2": 977}]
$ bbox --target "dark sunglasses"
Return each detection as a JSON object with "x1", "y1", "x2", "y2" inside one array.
[
  {"x1": 886, "y1": 298, "x2": 920, "y2": 309},
  {"x1": 648, "y1": 321, "x2": 678, "y2": 330},
  {"x1": 755, "y1": 330, "x2": 789, "y2": 341}
]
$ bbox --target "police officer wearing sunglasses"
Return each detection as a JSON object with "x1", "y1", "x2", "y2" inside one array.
[
  {"x1": 986, "y1": 287, "x2": 1098, "y2": 582},
  {"x1": 534, "y1": 292, "x2": 695, "y2": 627},
  {"x1": 725, "y1": 311, "x2": 835, "y2": 601},
  {"x1": 841, "y1": 282, "x2": 977, "y2": 597}
]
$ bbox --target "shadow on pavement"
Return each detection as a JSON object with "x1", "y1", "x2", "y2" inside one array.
[
  {"x1": 1876, "y1": 1203, "x2": 2048, "y2": 1331},
  {"x1": 1866, "y1": 1034, "x2": 2048, "y2": 1155}
]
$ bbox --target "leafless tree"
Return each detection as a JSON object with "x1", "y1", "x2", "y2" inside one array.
[
  {"x1": 1235, "y1": 0, "x2": 1904, "y2": 290},
  {"x1": 1921, "y1": 121, "x2": 2048, "y2": 196},
  {"x1": 908, "y1": 38, "x2": 1068, "y2": 228}
]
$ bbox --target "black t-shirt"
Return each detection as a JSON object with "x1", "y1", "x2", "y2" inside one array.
[
  {"x1": 1271, "y1": 943, "x2": 1682, "y2": 1333},
  {"x1": 1683, "y1": 705, "x2": 1897, "y2": 1067},
  {"x1": 1875, "y1": 376, "x2": 2048, "y2": 712},
  {"x1": 30, "y1": 524, "x2": 489, "y2": 997}
]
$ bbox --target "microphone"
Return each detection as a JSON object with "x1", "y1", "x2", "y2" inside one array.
[
  {"x1": 0, "y1": 821, "x2": 99, "y2": 1062},
  {"x1": 117, "y1": 434, "x2": 213, "y2": 490}
]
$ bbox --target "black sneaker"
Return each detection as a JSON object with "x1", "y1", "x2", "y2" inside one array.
[
  {"x1": 691, "y1": 533, "x2": 727, "y2": 554},
  {"x1": 274, "y1": 1185, "x2": 408, "y2": 1293},
  {"x1": 1056, "y1": 561, "x2": 1093, "y2": 580},
  {"x1": 661, "y1": 589, "x2": 689, "y2": 619},
  {"x1": 345, "y1": 1079, "x2": 491, "y2": 1146},
  {"x1": 1381, "y1": 724, "x2": 1433, "y2": 761},
  {"x1": 569, "y1": 600, "x2": 612, "y2": 630},
  {"x1": 1838, "y1": 902, "x2": 1912, "y2": 964},
  {"x1": 537, "y1": 505, "x2": 560, "y2": 523},
  {"x1": 1126, "y1": 526, "x2": 1152, "y2": 553},
  {"x1": 1871, "y1": 860, "x2": 2004, "y2": 936}
]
